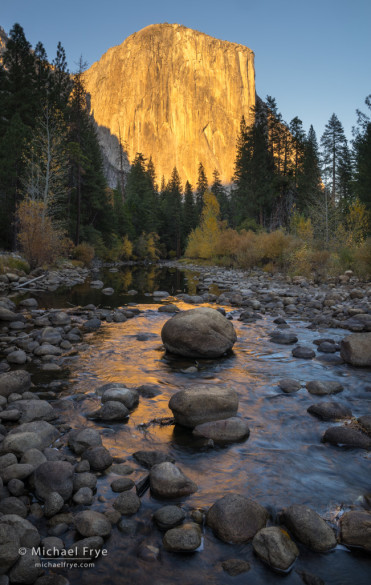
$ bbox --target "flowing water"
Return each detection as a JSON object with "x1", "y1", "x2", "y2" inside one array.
[{"x1": 36, "y1": 266, "x2": 371, "y2": 585}]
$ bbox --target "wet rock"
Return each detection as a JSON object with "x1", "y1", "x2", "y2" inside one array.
[
  {"x1": 163, "y1": 522, "x2": 201, "y2": 552},
  {"x1": 20, "y1": 450, "x2": 47, "y2": 471},
  {"x1": 133, "y1": 450, "x2": 175, "y2": 469},
  {"x1": 278, "y1": 379, "x2": 301, "y2": 393},
  {"x1": 206, "y1": 493, "x2": 268, "y2": 543},
  {"x1": 7, "y1": 399, "x2": 56, "y2": 423},
  {"x1": 33, "y1": 461, "x2": 74, "y2": 501},
  {"x1": 153, "y1": 505, "x2": 185, "y2": 530},
  {"x1": 102, "y1": 288, "x2": 114, "y2": 295},
  {"x1": 358, "y1": 415, "x2": 371, "y2": 434},
  {"x1": 295, "y1": 570, "x2": 325, "y2": 585},
  {"x1": 340, "y1": 510, "x2": 371, "y2": 552},
  {"x1": 158, "y1": 304, "x2": 179, "y2": 313},
  {"x1": 73, "y1": 473, "x2": 97, "y2": 492},
  {"x1": 269, "y1": 331, "x2": 298, "y2": 344},
  {"x1": 72, "y1": 536, "x2": 104, "y2": 560},
  {"x1": 322, "y1": 426, "x2": 371, "y2": 449},
  {"x1": 7, "y1": 479, "x2": 25, "y2": 496},
  {"x1": 117, "y1": 518, "x2": 137, "y2": 535},
  {"x1": 169, "y1": 385, "x2": 238, "y2": 428},
  {"x1": 192, "y1": 417, "x2": 250, "y2": 443},
  {"x1": 150, "y1": 462, "x2": 197, "y2": 499},
  {"x1": 252, "y1": 526, "x2": 299, "y2": 571},
  {"x1": 0, "y1": 370, "x2": 31, "y2": 398},
  {"x1": 306, "y1": 381, "x2": 344, "y2": 396},
  {"x1": 161, "y1": 307, "x2": 237, "y2": 358},
  {"x1": 110, "y1": 477, "x2": 135, "y2": 492},
  {"x1": 8, "y1": 547, "x2": 42, "y2": 584},
  {"x1": 82, "y1": 446, "x2": 113, "y2": 471},
  {"x1": 0, "y1": 453, "x2": 18, "y2": 469},
  {"x1": 153, "y1": 291, "x2": 170, "y2": 298},
  {"x1": 74, "y1": 510, "x2": 111, "y2": 537},
  {"x1": 90, "y1": 280, "x2": 104, "y2": 289},
  {"x1": 34, "y1": 344, "x2": 62, "y2": 356},
  {"x1": 137, "y1": 384, "x2": 162, "y2": 397},
  {"x1": 340, "y1": 333, "x2": 371, "y2": 366},
  {"x1": 110, "y1": 463, "x2": 133, "y2": 476},
  {"x1": 280, "y1": 504, "x2": 336, "y2": 552},
  {"x1": 83, "y1": 318, "x2": 101, "y2": 331},
  {"x1": 0, "y1": 523, "x2": 20, "y2": 574},
  {"x1": 113, "y1": 491, "x2": 141, "y2": 515},
  {"x1": 89, "y1": 400, "x2": 129, "y2": 421},
  {"x1": 308, "y1": 402, "x2": 352, "y2": 421},
  {"x1": 292, "y1": 345, "x2": 315, "y2": 359},
  {"x1": 101, "y1": 387, "x2": 139, "y2": 410},
  {"x1": 39, "y1": 327, "x2": 62, "y2": 345},
  {"x1": 1, "y1": 464, "x2": 34, "y2": 484},
  {"x1": 68, "y1": 428, "x2": 102, "y2": 455},
  {"x1": 0, "y1": 515, "x2": 40, "y2": 548},
  {"x1": 44, "y1": 492, "x2": 65, "y2": 518},
  {"x1": 4, "y1": 421, "x2": 59, "y2": 454},
  {"x1": 317, "y1": 341, "x2": 337, "y2": 353},
  {"x1": 75, "y1": 460, "x2": 90, "y2": 473},
  {"x1": 19, "y1": 298, "x2": 38, "y2": 309},
  {"x1": 221, "y1": 559, "x2": 251, "y2": 576},
  {"x1": 6, "y1": 350, "x2": 27, "y2": 365},
  {"x1": 73, "y1": 487, "x2": 94, "y2": 505}
]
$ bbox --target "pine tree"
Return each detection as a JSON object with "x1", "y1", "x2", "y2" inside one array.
[
  {"x1": 195, "y1": 162, "x2": 208, "y2": 217},
  {"x1": 211, "y1": 169, "x2": 230, "y2": 224},
  {"x1": 125, "y1": 153, "x2": 157, "y2": 239},
  {"x1": 353, "y1": 95, "x2": 371, "y2": 212},
  {"x1": 297, "y1": 125, "x2": 322, "y2": 212},
  {"x1": 51, "y1": 42, "x2": 72, "y2": 111},
  {"x1": 320, "y1": 113, "x2": 350, "y2": 204},
  {"x1": 183, "y1": 180, "x2": 196, "y2": 238},
  {"x1": 289, "y1": 117, "x2": 305, "y2": 187},
  {"x1": 160, "y1": 167, "x2": 183, "y2": 255}
]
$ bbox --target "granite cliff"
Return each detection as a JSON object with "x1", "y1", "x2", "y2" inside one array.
[{"x1": 83, "y1": 23, "x2": 255, "y2": 186}]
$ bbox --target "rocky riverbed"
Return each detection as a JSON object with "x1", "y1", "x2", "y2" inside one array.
[{"x1": 0, "y1": 262, "x2": 370, "y2": 585}]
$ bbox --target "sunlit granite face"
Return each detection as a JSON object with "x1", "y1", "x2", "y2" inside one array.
[{"x1": 83, "y1": 23, "x2": 255, "y2": 186}]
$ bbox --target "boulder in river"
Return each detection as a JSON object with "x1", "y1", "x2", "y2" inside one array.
[
  {"x1": 0, "y1": 370, "x2": 31, "y2": 398},
  {"x1": 340, "y1": 510, "x2": 371, "y2": 552},
  {"x1": 169, "y1": 384, "x2": 238, "y2": 428},
  {"x1": 206, "y1": 493, "x2": 268, "y2": 543},
  {"x1": 33, "y1": 461, "x2": 74, "y2": 502},
  {"x1": 252, "y1": 526, "x2": 299, "y2": 571},
  {"x1": 192, "y1": 417, "x2": 250, "y2": 443},
  {"x1": 307, "y1": 402, "x2": 352, "y2": 421},
  {"x1": 161, "y1": 307, "x2": 237, "y2": 358},
  {"x1": 306, "y1": 380, "x2": 344, "y2": 396},
  {"x1": 149, "y1": 462, "x2": 197, "y2": 499},
  {"x1": 280, "y1": 504, "x2": 336, "y2": 552},
  {"x1": 340, "y1": 332, "x2": 371, "y2": 367},
  {"x1": 322, "y1": 425, "x2": 371, "y2": 449},
  {"x1": 163, "y1": 523, "x2": 202, "y2": 552}
]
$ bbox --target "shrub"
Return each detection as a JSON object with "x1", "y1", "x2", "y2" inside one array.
[
  {"x1": 74, "y1": 242, "x2": 95, "y2": 266},
  {"x1": 354, "y1": 237, "x2": 371, "y2": 279},
  {"x1": 0, "y1": 256, "x2": 30, "y2": 274},
  {"x1": 17, "y1": 198, "x2": 70, "y2": 268}
]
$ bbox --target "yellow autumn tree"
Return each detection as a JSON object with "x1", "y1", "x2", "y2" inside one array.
[
  {"x1": 344, "y1": 198, "x2": 370, "y2": 246},
  {"x1": 186, "y1": 192, "x2": 221, "y2": 259}
]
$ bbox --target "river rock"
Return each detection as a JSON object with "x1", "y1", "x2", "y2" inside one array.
[
  {"x1": 111, "y1": 477, "x2": 135, "y2": 492},
  {"x1": 83, "y1": 318, "x2": 101, "y2": 331},
  {"x1": 158, "y1": 304, "x2": 179, "y2": 313},
  {"x1": 20, "y1": 449, "x2": 47, "y2": 468},
  {"x1": 306, "y1": 381, "x2": 344, "y2": 396},
  {"x1": 168, "y1": 385, "x2": 238, "y2": 428},
  {"x1": 82, "y1": 446, "x2": 113, "y2": 471},
  {"x1": 101, "y1": 387, "x2": 139, "y2": 410},
  {"x1": 39, "y1": 327, "x2": 62, "y2": 345},
  {"x1": 340, "y1": 333, "x2": 371, "y2": 366},
  {"x1": 6, "y1": 350, "x2": 27, "y2": 365},
  {"x1": 33, "y1": 461, "x2": 74, "y2": 501},
  {"x1": 161, "y1": 307, "x2": 237, "y2": 358},
  {"x1": 269, "y1": 331, "x2": 298, "y2": 345},
  {"x1": 2, "y1": 421, "x2": 60, "y2": 455},
  {"x1": 44, "y1": 492, "x2": 65, "y2": 518},
  {"x1": 68, "y1": 428, "x2": 102, "y2": 455},
  {"x1": 133, "y1": 450, "x2": 175, "y2": 469},
  {"x1": 34, "y1": 344, "x2": 62, "y2": 356},
  {"x1": 73, "y1": 472, "x2": 97, "y2": 492},
  {"x1": 192, "y1": 417, "x2": 250, "y2": 443},
  {"x1": 72, "y1": 536, "x2": 104, "y2": 559},
  {"x1": 308, "y1": 402, "x2": 352, "y2": 421},
  {"x1": 73, "y1": 487, "x2": 94, "y2": 505},
  {"x1": 0, "y1": 523, "x2": 20, "y2": 574},
  {"x1": 280, "y1": 504, "x2": 336, "y2": 552},
  {"x1": 8, "y1": 399, "x2": 56, "y2": 423},
  {"x1": 0, "y1": 515, "x2": 40, "y2": 548},
  {"x1": 153, "y1": 505, "x2": 185, "y2": 530},
  {"x1": 90, "y1": 401, "x2": 129, "y2": 421},
  {"x1": 292, "y1": 345, "x2": 316, "y2": 359},
  {"x1": 278, "y1": 379, "x2": 301, "y2": 393},
  {"x1": 1, "y1": 464, "x2": 34, "y2": 484},
  {"x1": 8, "y1": 547, "x2": 42, "y2": 584},
  {"x1": 221, "y1": 559, "x2": 251, "y2": 576},
  {"x1": 322, "y1": 426, "x2": 371, "y2": 449},
  {"x1": 0, "y1": 307, "x2": 19, "y2": 322},
  {"x1": 0, "y1": 497, "x2": 27, "y2": 518},
  {"x1": 206, "y1": 494, "x2": 268, "y2": 543},
  {"x1": 358, "y1": 415, "x2": 371, "y2": 434},
  {"x1": 112, "y1": 491, "x2": 141, "y2": 515},
  {"x1": 150, "y1": 462, "x2": 197, "y2": 499},
  {"x1": 252, "y1": 526, "x2": 299, "y2": 571},
  {"x1": 340, "y1": 510, "x2": 371, "y2": 552},
  {"x1": 0, "y1": 370, "x2": 31, "y2": 398},
  {"x1": 163, "y1": 522, "x2": 201, "y2": 552},
  {"x1": 74, "y1": 510, "x2": 111, "y2": 537}
]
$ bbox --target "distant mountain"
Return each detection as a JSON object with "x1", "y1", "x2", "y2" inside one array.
[{"x1": 83, "y1": 23, "x2": 256, "y2": 186}]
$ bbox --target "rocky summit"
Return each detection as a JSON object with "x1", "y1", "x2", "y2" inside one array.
[{"x1": 83, "y1": 23, "x2": 255, "y2": 185}]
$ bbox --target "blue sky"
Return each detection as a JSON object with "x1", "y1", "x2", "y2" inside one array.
[{"x1": 2, "y1": 0, "x2": 370, "y2": 142}]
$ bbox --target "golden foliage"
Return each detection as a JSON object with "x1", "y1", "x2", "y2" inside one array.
[
  {"x1": 74, "y1": 242, "x2": 95, "y2": 266},
  {"x1": 17, "y1": 198, "x2": 71, "y2": 268},
  {"x1": 186, "y1": 192, "x2": 221, "y2": 259}
]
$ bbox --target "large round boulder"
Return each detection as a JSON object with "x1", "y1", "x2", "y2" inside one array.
[
  {"x1": 340, "y1": 333, "x2": 371, "y2": 366},
  {"x1": 169, "y1": 385, "x2": 238, "y2": 428},
  {"x1": 161, "y1": 307, "x2": 237, "y2": 358},
  {"x1": 340, "y1": 510, "x2": 371, "y2": 552},
  {"x1": 280, "y1": 504, "x2": 336, "y2": 552},
  {"x1": 252, "y1": 526, "x2": 299, "y2": 571},
  {"x1": 206, "y1": 493, "x2": 268, "y2": 543},
  {"x1": 33, "y1": 461, "x2": 74, "y2": 502},
  {"x1": 149, "y1": 462, "x2": 197, "y2": 499}
]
